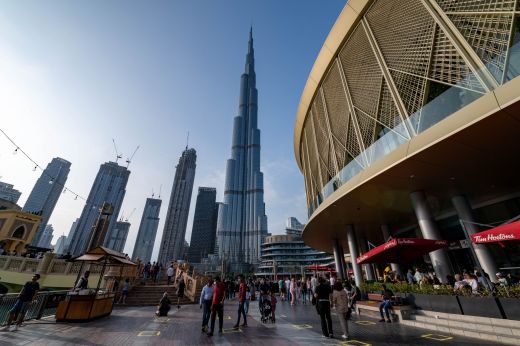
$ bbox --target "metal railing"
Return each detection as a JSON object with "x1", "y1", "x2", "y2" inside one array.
[{"x1": 0, "y1": 290, "x2": 68, "y2": 325}]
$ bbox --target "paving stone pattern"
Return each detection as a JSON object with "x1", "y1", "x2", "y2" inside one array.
[{"x1": 0, "y1": 298, "x2": 502, "y2": 345}]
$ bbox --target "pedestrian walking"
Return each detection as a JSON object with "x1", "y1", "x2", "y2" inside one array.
[
  {"x1": 332, "y1": 281, "x2": 351, "y2": 340},
  {"x1": 1, "y1": 274, "x2": 40, "y2": 331},
  {"x1": 233, "y1": 274, "x2": 247, "y2": 328},
  {"x1": 284, "y1": 277, "x2": 291, "y2": 302},
  {"x1": 199, "y1": 279, "x2": 214, "y2": 333},
  {"x1": 117, "y1": 278, "x2": 130, "y2": 304},
  {"x1": 244, "y1": 287, "x2": 251, "y2": 314},
  {"x1": 290, "y1": 278, "x2": 296, "y2": 306},
  {"x1": 314, "y1": 277, "x2": 333, "y2": 338},
  {"x1": 207, "y1": 276, "x2": 226, "y2": 337},
  {"x1": 167, "y1": 265, "x2": 174, "y2": 285},
  {"x1": 301, "y1": 279, "x2": 308, "y2": 304}
]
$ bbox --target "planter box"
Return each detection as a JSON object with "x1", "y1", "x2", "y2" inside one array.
[
  {"x1": 498, "y1": 297, "x2": 520, "y2": 321},
  {"x1": 408, "y1": 293, "x2": 432, "y2": 310},
  {"x1": 458, "y1": 296, "x2": 504, "y2": 319},
  {"x1": 429, "y1": 294, "x2": 462, "y2": 314}
]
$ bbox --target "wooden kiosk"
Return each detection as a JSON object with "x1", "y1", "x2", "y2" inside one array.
[{"x1": 55, "y1": 246, "x2": 136, "y2": 322}]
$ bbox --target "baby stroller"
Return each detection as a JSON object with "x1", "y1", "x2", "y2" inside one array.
[{"x1": 259, "y1": 295, "x2": 274, "y2": 323}]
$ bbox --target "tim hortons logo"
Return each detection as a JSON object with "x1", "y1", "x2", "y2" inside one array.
[
  {"x1": 474, "y1": 233, "x2": 515, "y2": 242},
  {"x1": 397, "y1": 239, "x2": 415, "y2": 245}
]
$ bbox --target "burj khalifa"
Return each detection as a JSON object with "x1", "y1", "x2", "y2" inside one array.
[{"x1": 217, "y1": 29, "x2": 268, "y2": 272}]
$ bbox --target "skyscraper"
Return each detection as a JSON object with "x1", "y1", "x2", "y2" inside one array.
[
  {"x1": 217, "y1": 29, "x2": 268, "y2": 271},
  {"x1": 38, "y1": 224, "x2": 54, "y2": 249},
  {"x1": 67, "y1": 161, "x2": 130, "y2": 255},
  {"x1": 23, "y1": 157, "x2": 71, "y2": 246},
  {"x1": 157, "y1": 148, "x2": 196, "y2": 264},
  {"x1": 0, "y1": 181, "x2": 21, "y2": 203},
  {"x1": 64, "y1": 218, "x2": 79, "y2": 253},
  {"x1": 105, "y1": 220, "x2": 130, "y2": 253},
  {"x1": 132, "y1": 197, "x2": 162, "y2": 263},
  {"x1": 54, "y1": 235, "x2": 67, "y2": 255},
  {"x1": 187, "y1": 187, "x2": 218, "y2": 263}
]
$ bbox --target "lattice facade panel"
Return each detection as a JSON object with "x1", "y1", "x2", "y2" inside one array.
[
  {"x1": 338, "y1": 23, "x2": 382, "y2": 121},
  {"x1": 322, "y1": 61, "x2": 351, "y2": 174},
  {"x1": 345, "y1": 116, "x2": 361, "y2": 160},
  {"x1": 448, "y1": 13, "x2": 514, "y2": 82},
  {"x1": 366, "y1": 0, "x2": 435, "y2": 78},
  {"x1": 304, "y1": 114, "x2": 323, "y2": 191},
  {"x1": 378, "y1": 78, "x2": 409, "y2": 136},
  {"x1": 389, "y1": 69, "x2": 428, "y2": 120},
  {"x1": 354, "y1": 108, "x2": 378, "y2": 151},
  {"x1": 300, "y1": 134, "x2": 312, "y2": 205},
  {"x1": 298, "y1": 0, "x2": 516, "y2": 210},
  {"x1": 435, "y1": 0, "x2": 516, "y2": 12},
  {"x1": 311, "y1": 103, "x2": 333, "y2": 180},
  {"x1": 429, "y1": 26, "x2": 486, "y2": 92}
]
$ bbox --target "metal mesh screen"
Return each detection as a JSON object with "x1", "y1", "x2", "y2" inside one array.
[
  {"x1": 429, "y1": 25, "x2": 486, "y2": 92},
  {"x1": 448, "y1": 13, "x2": 513, "y2": 82},
  {"x1": 435, "y1": 0, "x2": 516, "y2": 12}
]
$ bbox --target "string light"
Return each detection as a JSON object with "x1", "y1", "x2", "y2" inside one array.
[{"x1": 0, "y1": 126, "x2": 102, "y2": 211}]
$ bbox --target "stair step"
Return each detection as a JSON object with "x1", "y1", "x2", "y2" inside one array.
[{"x1": 403, "y1": 313, "x2": 520, "y2": 345}]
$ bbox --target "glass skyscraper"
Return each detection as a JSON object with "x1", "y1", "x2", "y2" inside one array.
[
  {"x1": 67, "y1": 161, "x2": 130, "y2": 256},
  {"x1": 157, "y1": 148, "x2": 196, "y2": 265},
  {"x1": 23, "y1": 157, "x2": 71, "y2": 246},
  {"x1": 217, "y1": 29, "x2": 268, "y2": 272},
  {"x1": 187, "y1": 187, "x2": 218, "y2": 263},
  {"x1": 132, "y1": 197, "x2": 162, "y2": 263}
]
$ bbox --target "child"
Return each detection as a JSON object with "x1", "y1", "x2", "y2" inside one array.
[
  {"x1": 245, "y1": 287, "x2": 251, "y2": 314},
  {"x1": 270, "y1": 292, "x2": 277, "y2": 323}
]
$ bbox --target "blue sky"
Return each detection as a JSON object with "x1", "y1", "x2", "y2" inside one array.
[{"x1": 0, "y1": 0, "x2": 345, "y2": 259}]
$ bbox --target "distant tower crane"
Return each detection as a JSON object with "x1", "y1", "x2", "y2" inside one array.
[
  {"x1": 126, "y1": 145, "x2": 140, "y2": 168},
  {"x1": 112, "y1": 139, "x2": 123, "y2": 163}
]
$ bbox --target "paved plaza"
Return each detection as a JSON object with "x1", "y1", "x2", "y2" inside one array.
[{"x1": 0, "y1": 299, "x2": 499, "y2": 346}]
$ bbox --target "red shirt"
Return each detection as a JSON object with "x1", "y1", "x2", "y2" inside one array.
[
  {"x1": 238, "y1": 282, "x2": 246, "y2": 303},
  {"x1": 212, "y1": 282, "x2": 226, "y2": 305}
]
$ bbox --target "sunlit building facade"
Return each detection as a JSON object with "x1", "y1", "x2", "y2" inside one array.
[{"x1": 295, "y1": 0, "x2": 520, "y2": 284}]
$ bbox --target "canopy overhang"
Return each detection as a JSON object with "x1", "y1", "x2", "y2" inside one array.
[
  {"x1": 356, "y1": 238, "x2": 449, "y2": 264},
  {"x1": 471, "y1": 220, "x2": 520, "y2": 244}
]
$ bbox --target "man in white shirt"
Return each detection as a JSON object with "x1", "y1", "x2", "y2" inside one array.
[
  {"x1": 285, "y1": 278, "x2": 291, "y2": 302},
  {"x1": 311, "y1": 276, "x2": 317, "y2": 294},
  {"x1": 199, "y1": 279, "x2": 214, "y2": 332},
  {"x1": 414, "y1": 268, "x2": 424, "y2": 283},
  {"x1": 167, "y1": 265, "x2": 174, "y2": 286}
]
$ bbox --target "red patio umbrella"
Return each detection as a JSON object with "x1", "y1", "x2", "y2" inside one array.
[
  {"x1": 470, "y1": 220, "x2": 520, "y2": 244},
  {"x1": 356, "y1": 238, "x2": 449, "y2": 264}
]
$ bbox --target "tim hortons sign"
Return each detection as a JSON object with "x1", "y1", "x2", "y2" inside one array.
[{"x1": 474, "y1": 233, "x2": 515, "y2": 243}]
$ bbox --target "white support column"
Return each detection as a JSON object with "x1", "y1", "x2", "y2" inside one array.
[
  {"x1": 346, "y1": 225, "x2": 363, "y2": 286},
  {"x1": 358, "y1": 237, "x2": 376, "y2": 281},
  {"x1": 410, "y1": 191, "x2": 452, "y2": 283},
  {"x1": 380, "y1": 225, "x2": 402, "y2": 277},
  {"x1": 333, "y1": 239, "x2": 346, "y2": 280},
  {"x1": 452, "y1": 195, "x2": 499, "y2": 281}
]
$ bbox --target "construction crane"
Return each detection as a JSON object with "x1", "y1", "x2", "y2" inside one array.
[
  {"x1": 112, "y1": 139, "x2": 123, "y2": 163},
  {"x1": 125, "y1": 208, "x2": 136, "y2": 222},
  {"x1": 126, "y1": 145, "x2": 140, "y2": 168}
]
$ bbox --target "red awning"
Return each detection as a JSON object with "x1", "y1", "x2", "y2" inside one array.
[
  {"x1": 471, "y1": 220, "x2": 520, "y2": 244},
  {"x1": 356, "y1": 238, "x2": 449, "y2": 264},
  {"x1": 306, "y1": 264, "x2": 335, "y2": 272}
]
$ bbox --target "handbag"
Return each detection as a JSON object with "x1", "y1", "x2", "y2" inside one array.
[{"x1": 311, "y1": 296, "x2": 316, "y2": 305}]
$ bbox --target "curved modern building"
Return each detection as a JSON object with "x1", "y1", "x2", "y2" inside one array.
[
  {"x1": 256, "y1": 218, "x2": 333, "y2": 277},
  {"x1": 295, "y1": 0, "x2": 520, "y2": 284}
]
